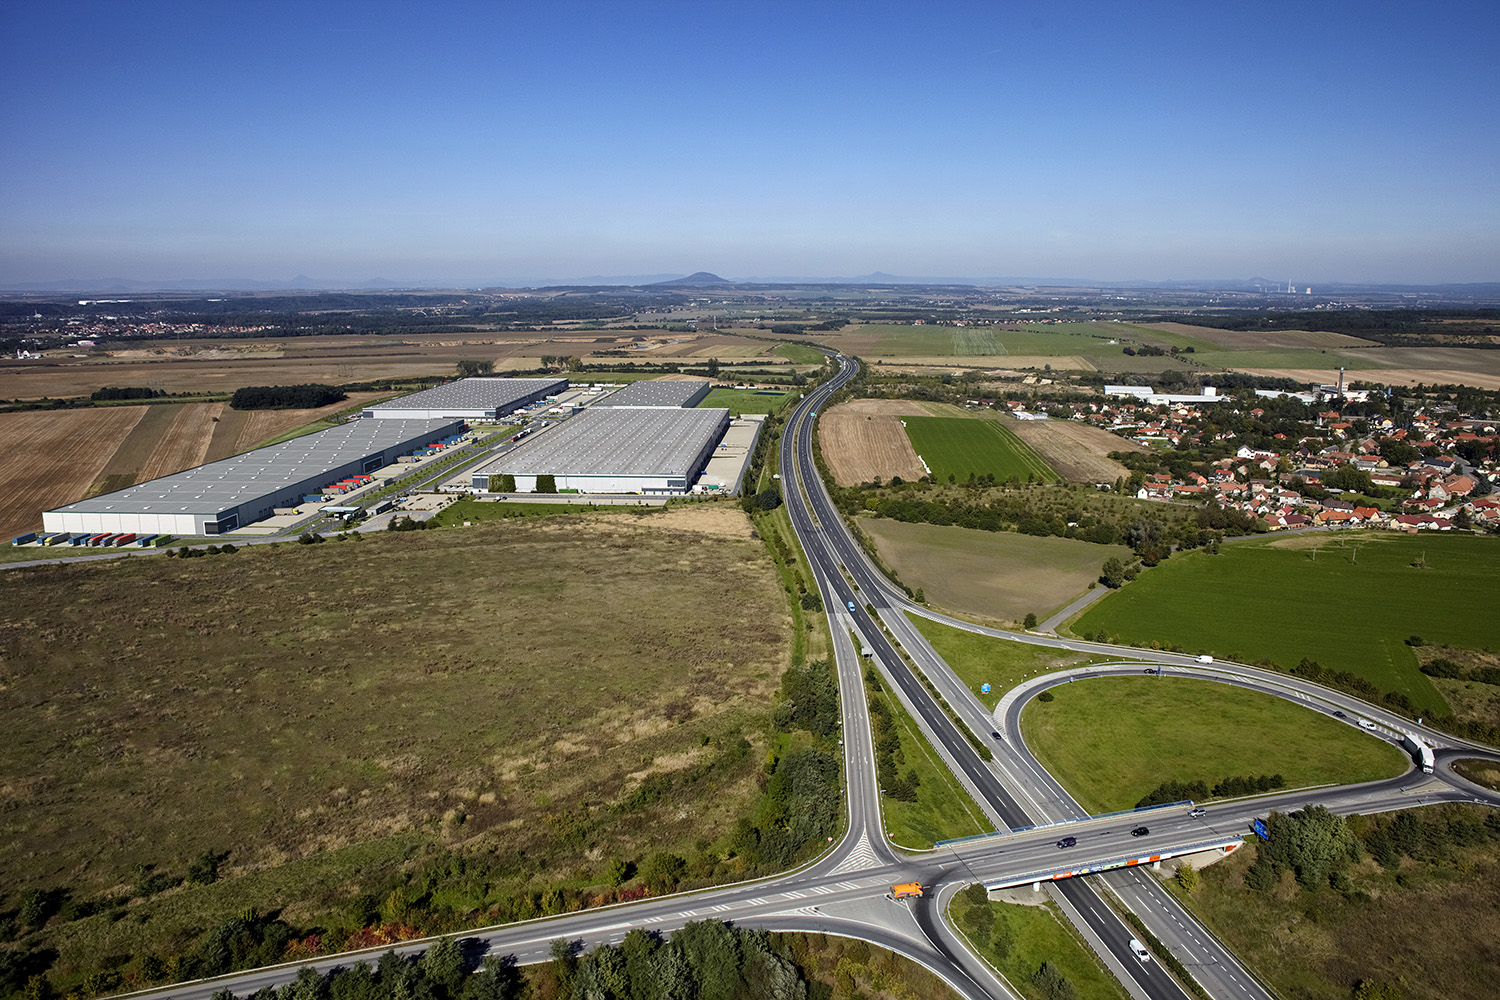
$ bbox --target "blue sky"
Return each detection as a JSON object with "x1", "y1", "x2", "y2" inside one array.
[{"x1": 2, "y1": 0, "x2": 1497, "y2": 285}]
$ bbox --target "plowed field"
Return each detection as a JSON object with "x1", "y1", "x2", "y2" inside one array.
[
  {"x1": 994, "y1": 414, "x2": 1147, "y2": 482},
  {"x1": 819, "y1": 399, "x2": 930, "y2": 485},
  {"x1": 0, "y1": 408, "x2": 147, "y2": 538}
]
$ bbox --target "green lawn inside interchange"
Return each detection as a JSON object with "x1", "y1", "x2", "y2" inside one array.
[
  {"x1": 873, "y1": 669, "x2": 991, "y2": 848},
  {"x1": 905, "y1": 612, "x2": 1098, "y2": 710},
  {"x1": 1070, "y1": 532, "x2": 1500, "y2": 713},
  {"x1": 902, "y1": 415, "x2": 1058, "y2": 483},
  {"x1": 949, "y1": 890, "x2": 1128, "y2": 1000},
  {"x1": 1021, "y1": 676, "x2": 1410, "y2": 814}
]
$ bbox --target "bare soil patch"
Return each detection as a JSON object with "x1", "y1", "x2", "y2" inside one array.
[
  {"x1": 0, "y1": 408, "x2": 147, "y2": 538},
  {"x1": 992, "y1": 414, "x2": 1145, "y2": 482},
  {"x1": 819, "y1": 400, "x2": 928, "y2": 485},
  {"x1": 137, "y1": 402, "x2": 220, "y2": 481}
]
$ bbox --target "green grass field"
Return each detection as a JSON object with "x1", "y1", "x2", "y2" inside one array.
[
  {"x1": 1021, "y1": 676, "x2": 1410, "y2": 813},
  {"x1": 949, "y1": 890, "x2": 1127, "y2": 1000},
  {"x1": 906, "y1": 613, "x2": 1099, "y2": 710},
  {"x1": 698, "y1": 385, "x2": 796, "y2": 415},
  {"x1": 902, "y1": 416, "x2": 1058, "y2": 483},
  {"x1": 877, "y1": 676, "x2": 991, "y2": 848},
  {"x1": 861, "y1": 519, "x2": 1130, "y2": 624},
  {"x1": 1071, "y1": 533, "x2": 1500, "y2": 712},
  {"x1": 768, "y1": 342, "x2": 827, "y2": 364}
]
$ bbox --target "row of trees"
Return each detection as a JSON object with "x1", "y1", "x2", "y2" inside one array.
[
  {"x1": 229, "y1": 384, "x2": 347, "y2": 410},
  {"x1": 865, "y1": 667, "x2": 921, "y2": 802},
  {"x1": 1134, "y1": 773, "x2": 1285, "y2": 808},
  {"x1": 549, "y1": 921, "x2": 806, "y2": 1000}
]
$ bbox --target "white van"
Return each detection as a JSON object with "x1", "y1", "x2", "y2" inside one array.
[{"x1": 1129, "y1": 939, "x2": 1151, "y2": 963}]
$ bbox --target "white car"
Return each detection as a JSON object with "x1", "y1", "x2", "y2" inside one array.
[
  {"x1": 1129, "y1": 938, "x2": 1151, "y2": 963},
  {"x1": 1357, "y1": 719, "x2": 1378, "y2": 731}
]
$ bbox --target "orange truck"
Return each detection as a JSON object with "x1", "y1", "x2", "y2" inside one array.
[{"x1": 891, "y1": 882, "x2": 924, "y2": 900}]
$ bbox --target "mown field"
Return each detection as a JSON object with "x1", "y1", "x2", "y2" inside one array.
[
  {"x1": 1070, "y1": 532, "x2": 1500, "y2": 712},
  {"x1": 1020, "y1": 676, "x2": 1409, "y2": 813},
  {"x1": 906, "y1": 612, "x2": 1097, "y2": 711},
  {"x1": 0, "y1": 506, "x2": 800, "y2": 989},
  {"x1": 902, "y1": 415, "x2": 1058, "y2": 483},
  {"x1": 697, "y1": 385, "x2": 795, "y2": 415},
  {"x1": 861, "y1": 520, "x2": 1130, "y2": 624}
]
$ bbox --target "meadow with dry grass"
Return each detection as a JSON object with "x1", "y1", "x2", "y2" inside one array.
[{"x1": 0, "y1": 506, "x2": 799, "y2": 986}]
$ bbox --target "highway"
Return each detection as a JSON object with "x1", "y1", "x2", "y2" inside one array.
[{"x1": 114, "y1": 352, "x2": 1500, "y2": 1000}]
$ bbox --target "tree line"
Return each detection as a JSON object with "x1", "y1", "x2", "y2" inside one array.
[{"x1": 230, "y1": 384, "x2": 347, "y2": 410}]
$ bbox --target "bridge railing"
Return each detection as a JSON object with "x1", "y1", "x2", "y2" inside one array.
[
  {"x1": 935, "y1": 800, "x2": 1195, "y2": 849},
  {"x1": 982, "y1": 835, "x2": 1244, "y2": 891}
]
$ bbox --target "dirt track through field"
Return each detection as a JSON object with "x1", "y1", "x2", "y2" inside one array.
[
  {"x1": 819, "y1": 399, "x2": 929, "y2": 486},
  {"x1": 992, "y1": 414, "x2": 1146, "y2": 482},
  {"x1": 0, "y1": 408, "x2": 147, "y2": 538}
]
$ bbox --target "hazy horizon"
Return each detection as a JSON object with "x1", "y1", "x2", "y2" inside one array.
[{"x1": 3, "y1": 1, "x2": 1497, "y2": 287}]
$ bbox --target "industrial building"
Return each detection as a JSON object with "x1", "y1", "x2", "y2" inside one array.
[
  {"x1": 363, "y1": 376, "x2": 568, "y2": 419},
  {"x1": 472, "y1": 407, "x2": 730, "y2": 494},
  {"x1": 595, "y1": 378, "x2": 711, "y2": 408},
  {"x1": 44, "y1": 419, "x2": 463, "y2": 537}
]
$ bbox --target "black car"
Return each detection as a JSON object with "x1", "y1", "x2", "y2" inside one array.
[
  {"x1": 1056, "y1": 836, "x2": 1077, "y2": 849},
  {"x1": 991, "y1": 731, "x2": 1004, "y2": 741},
  {"x1": 1130, "y1": 826, "x2": 1149, "y2": 837},
  {"x1": 1333, "y1": 710, "x2": 1347, "y2": 719}
]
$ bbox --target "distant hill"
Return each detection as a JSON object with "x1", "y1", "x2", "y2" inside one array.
[{"x1": 649, "y1": 271, "x2": 730, "y2": 287}]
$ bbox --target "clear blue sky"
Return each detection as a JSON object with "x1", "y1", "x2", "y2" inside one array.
[{"x1": 3, "y1": 0, "x2": 1497, "y2": 285}]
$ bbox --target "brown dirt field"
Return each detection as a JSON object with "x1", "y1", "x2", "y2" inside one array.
[
  {"x1": 0, "y1": 408, "x2": 147, "y2": 538},
  {"x1": 231, "y1": 391, "x2": 393, "y2": 451},
  {"x1": 819, "y1": 400, "x2": 928, "y2": 486},
  {"x1": 92, "y1": 405, "x2": 177, "y2": 486},
  {"x1": 1236, "y1": 367, "x2": 1500, "y2": 391},
  {"x1": 991, "y1": 414, "x2": 1145, "y2": 482},
  {"x1": 1146, "y1": 322, "x2": 1381, "y2": 349},
  {"x1": 204, "y1": 406, "x2": 250, "y2": 462},
  {"x1": 136, "y1": 403, "x2": 220, "y2": 481}
]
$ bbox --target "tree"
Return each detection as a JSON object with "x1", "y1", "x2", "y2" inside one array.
[
  {"x1": 1101, "y1": 556, "x2": 1126, "y2": 589},
  {"x1": 548, "y1": 940, "x2": 577, "y2": 998},
  {"x1": 456, "y1": 359, "x2": 494, "y2": 378},
  {"x1": 756, "y1": 484, "x2": 782, "y2": 511},
  {"x1": 1263, "y1": 805, "x2": 1360, "y2": 889},
  {"x1": 419, "y1": 938, "x2": 465, "y2": 1000},
  {"x1": 535, "y1": 474, "x2": 557, "y2": 494},
  {"x1": 460, "y1": 957, "x2": 521, "y2": 1000},
  {"x1": 487, "y1": 474, "x2": 516, "y2": 493},
  {"x1": 1023, "y1": 612, "x2": 1038, "y2": 630},
  {"x1": 640, "y1": 852, "x2": 688, "y2": 893},
  {"x1": 1352, "y1": 981, "x2": 1403, "y2": 1000},
  {"x1": 1174, "y1": 861, "x2": 1200, "y2": 893},
  {"x1": 706, "y1": 357, "x2": 720, "y2": 376},
  {"x1": 1031, "y1": 962, "x2": 1078, "y2": 1000}
]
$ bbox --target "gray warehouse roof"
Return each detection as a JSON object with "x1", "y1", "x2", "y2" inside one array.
[
  {"x1": 594, "y1": 378, "x2": 710, "y2": 408},
  {"x1": 481, "y1": 408, "x2": 729, "y2": 477},
  {"x1": 367, "y1": 377, "x2": 568, "y2": 413},
  {"x1": 49, "y1": 419, "x2": 460, "y2": 516}
]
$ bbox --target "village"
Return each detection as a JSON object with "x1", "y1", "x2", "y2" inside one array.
[{"x1": 1004, "y1": 383, "x2": 1500, "y2": 534}]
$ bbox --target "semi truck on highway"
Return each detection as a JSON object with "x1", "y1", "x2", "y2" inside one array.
[
  {"x1": 890, "y1": 882, "x2": 923, "y2": 900},
  {"x1": 1402, "y1": 731, "x2": 1436, "y2": 773}
]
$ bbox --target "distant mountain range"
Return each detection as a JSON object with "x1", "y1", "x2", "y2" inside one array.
[{"x1": 4, "y1": 272, "x2": 1498, "y2": 297}]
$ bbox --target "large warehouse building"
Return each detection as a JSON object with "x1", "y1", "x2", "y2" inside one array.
[
  {"x1": 364, "y1": 377, "x2": 568, "y2": 419},
  {"x1": 595, "y1": 378, "x2": 711, "y2": 408},
  {"x1": 44, "y1": 418, "x2": 463, "y2": 536},
  {"x1": 472, "y1": 407, "x2": 730, "y2": 494}
]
